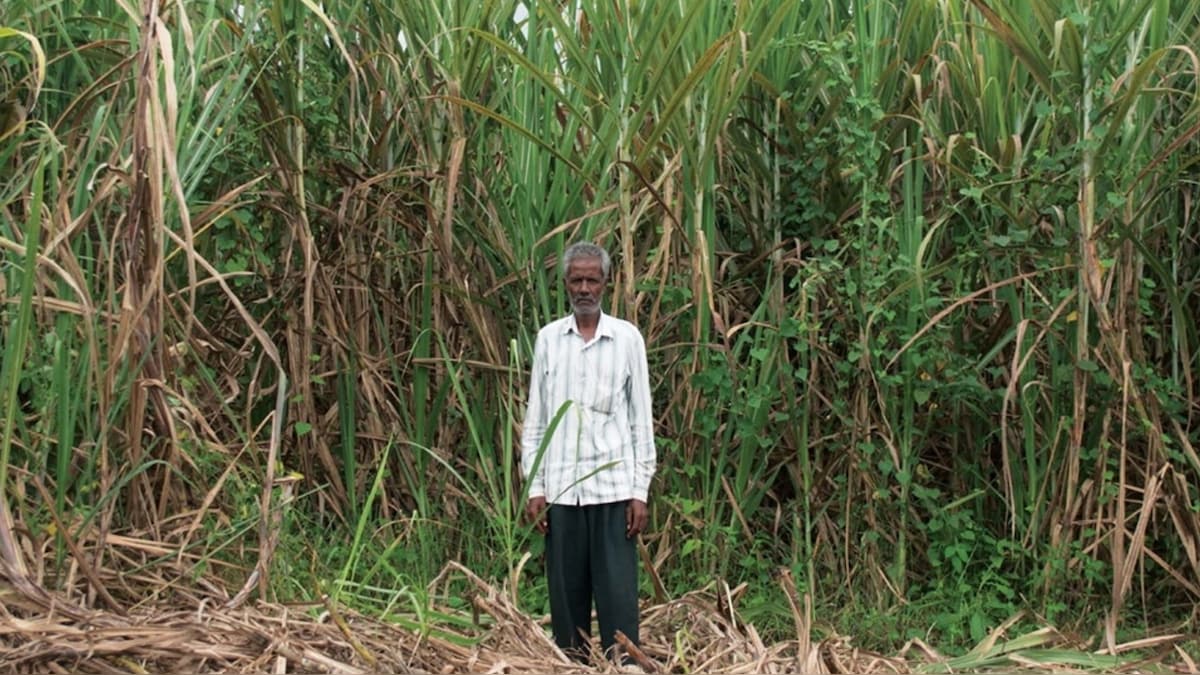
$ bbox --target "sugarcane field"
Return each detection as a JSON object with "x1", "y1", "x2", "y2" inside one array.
[{"x1": 1, "y1": 0, "x2": 1199, "y2": 672}]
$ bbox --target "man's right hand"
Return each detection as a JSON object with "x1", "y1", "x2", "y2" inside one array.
[{"x1": 526, "y1": 496, "x2": 549, "y2": 534}]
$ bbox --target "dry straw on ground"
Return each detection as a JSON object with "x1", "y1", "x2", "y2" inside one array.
[
  {"x1": 0, "y1": 502, "x2": 1194, "y2": 674},
  {"x1": 1, "y1": 555, "x2": 847, "y2": 674}
]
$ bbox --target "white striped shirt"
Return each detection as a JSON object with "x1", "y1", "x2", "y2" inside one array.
[{"x1": 521, "y1": 312, "x2": 657, "y2": 505}]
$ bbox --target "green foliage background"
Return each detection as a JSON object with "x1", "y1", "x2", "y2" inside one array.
[{"x1": 2, "y1": 0, "x2": 1199, "y2": 653}]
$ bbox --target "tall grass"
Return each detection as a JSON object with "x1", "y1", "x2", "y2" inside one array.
[{"x1": 2, "y1": 0, "x2": 1199, "y2": 650}]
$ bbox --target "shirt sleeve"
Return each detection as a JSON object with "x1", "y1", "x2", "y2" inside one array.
[
  {"x1": 520, "y1": 330, "x2": 548, "y2": 500},
  {"x1": 627, "y1": 329, "x2": 656, "y2": 501}
]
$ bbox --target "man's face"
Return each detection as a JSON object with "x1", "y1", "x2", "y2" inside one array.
[{"x1": 565, "y1": 257, "x2": 607, "y2": 318}]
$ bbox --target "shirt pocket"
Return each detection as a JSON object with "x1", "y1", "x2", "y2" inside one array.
[
  {"x1": 588, "y1": 348, "x2": 629, "y2": 416},
  {"x1": 590, "y1": 385, "x2": 618, "y2": 416}
]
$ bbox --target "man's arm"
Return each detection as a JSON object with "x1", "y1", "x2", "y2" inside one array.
[
  {"x1": 628, "y1": 330, "x2": 656, "y2": 502},
  {"x1": 521, "y1": 331, "x2": 548, "y2": 502}
]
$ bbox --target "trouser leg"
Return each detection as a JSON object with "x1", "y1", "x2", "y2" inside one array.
[
  {"x1": 545, "y1": 504, "x2": 591, "y2": 659},
  {"x1": 590, "y1": 501, "x2": 640, "y2": 660}
]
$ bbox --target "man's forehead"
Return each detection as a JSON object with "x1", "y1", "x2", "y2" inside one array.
[{"x1": 566, "y1": 258, "x2": 604, "y2": 274}]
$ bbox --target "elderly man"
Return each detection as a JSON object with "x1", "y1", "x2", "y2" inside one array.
[{"x1": 521, "y1": 241, "x2": 657, "y2": 665}]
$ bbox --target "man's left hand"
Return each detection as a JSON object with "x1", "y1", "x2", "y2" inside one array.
[{"x1": 625, "y1": 499, "x2": 648, "y2": 538}]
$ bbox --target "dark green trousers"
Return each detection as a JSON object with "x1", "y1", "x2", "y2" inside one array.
[{"x1": 545, "y1": 501, "x2": 639, "y2": 661}]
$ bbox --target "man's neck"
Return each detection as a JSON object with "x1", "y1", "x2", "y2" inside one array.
[{"x1": 574, "y1": 312, "x2": 600, "y2": 340}]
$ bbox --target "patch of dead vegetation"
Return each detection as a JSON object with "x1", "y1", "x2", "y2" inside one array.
[
  {"x1": 1, "y1": 502, "x2": 1194, "y2": 673},
  {"x1": 0, "y1": 560, "x2": 878, "y2": 673}
]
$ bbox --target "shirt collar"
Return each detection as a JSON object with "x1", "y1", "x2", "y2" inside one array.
[{"x1": 562, "y1": 311, "x2": 614, "y2": 339}]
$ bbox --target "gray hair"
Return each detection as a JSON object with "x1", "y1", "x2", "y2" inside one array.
[{"x1": 560, "y1": 242, "x2": 611, "y2": 279}]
